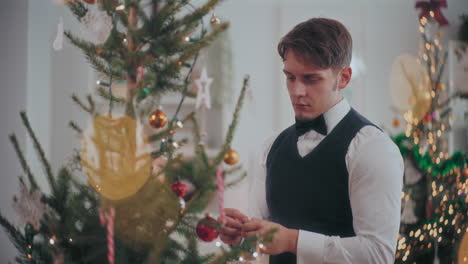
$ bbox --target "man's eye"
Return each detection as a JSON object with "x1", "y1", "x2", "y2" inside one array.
[
  {"x1": 286, "y1": 76, "x2": 295, "y2": 81},
  {"x1": 304, "y1": 78, "x2": 318, "y2": 83}
]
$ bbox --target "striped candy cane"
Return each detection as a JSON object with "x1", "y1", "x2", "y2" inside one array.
[
  {"x1": 99, "y1": 207, "x2": 115, "y2": 264},
  {"x1": 217, "y1": 168, "x2": 225, "y2": 225}
]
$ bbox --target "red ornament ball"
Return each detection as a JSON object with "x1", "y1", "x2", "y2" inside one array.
[
  {"x1": 82, "y1": 0, "x2": 96, "y2": 4},
  {"x1": 196, "y1": 215, "x2": 219, "y2": 242},
  {"x1": 171, "y1": 181, "x2": 187, "y2": 197}
]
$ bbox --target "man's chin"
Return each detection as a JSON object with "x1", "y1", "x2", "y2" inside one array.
[{"x1": 294, "y1": 112, "x2": 319, "y2": 121}]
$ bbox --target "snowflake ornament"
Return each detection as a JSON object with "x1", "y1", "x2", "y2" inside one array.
[
  {"x1": 80, "y1": 7, "x2": 113, "y2": 45},
  {"x1": 12, "y1": 182, "x2": 48, "y2": 231}
]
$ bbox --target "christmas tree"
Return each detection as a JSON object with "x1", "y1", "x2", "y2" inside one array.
[
  {"x1": 393, "y1": 2, "x2": 468, "y2": 263},
  {"x1": 0, "y1": 0, "x2": 274, "y2": 263}
]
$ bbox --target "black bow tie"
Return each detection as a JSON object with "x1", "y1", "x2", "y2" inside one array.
[{"x1": 295, "y1": 115, "x2": 327, "y2": 136}]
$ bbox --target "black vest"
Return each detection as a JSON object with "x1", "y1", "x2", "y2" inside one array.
[{"x1": 266, "y1": 108, "x2": 379, "y2": 264}]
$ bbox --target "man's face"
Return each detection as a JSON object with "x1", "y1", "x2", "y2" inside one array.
[{"x1": 283, "y1": 51, "x2": 351, "y2": 120}]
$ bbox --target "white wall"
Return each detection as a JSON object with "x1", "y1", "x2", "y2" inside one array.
[
  {"x1": 1, "y1": 0, "x2": 467, "y2": 262},
  {"x1": 0, "y1": 0, "x2": 29, "y2": 261}
]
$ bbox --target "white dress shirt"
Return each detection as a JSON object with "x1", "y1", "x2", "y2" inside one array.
[{"x1": 248, "y1": 99, "x2": 404, "y2": 264}]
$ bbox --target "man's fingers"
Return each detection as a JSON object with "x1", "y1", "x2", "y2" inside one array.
[
  {"x1": 220, "y1": 234, "x2": 239, "y2": 244},
  {"x1": 224, "y1": 208, "x2": 249, "y2": 223},
  {"x1": 241, "y1": 219, "x2": 263, "y2": 233},
  {"x1": 221, "y1": 226, "x2": 241, "y2": 236},
  {"x1": 241, "y1": 231, "x2": 258, "y2": 238},
  {"x1": 223, "y1": 216, "x2": 243, "y2": 229}
]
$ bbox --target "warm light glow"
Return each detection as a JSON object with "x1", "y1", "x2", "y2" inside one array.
[
  {"x1": 421, "y1": 17, "x2": 428, "y2": 25},
  {"x1": 115, "y1": 4, "x2": 125, "y2": 10}
]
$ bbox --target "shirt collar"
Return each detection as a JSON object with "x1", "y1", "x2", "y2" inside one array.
[{"x1": 322, "y1": 98, "x2": 351, "y2": 135}]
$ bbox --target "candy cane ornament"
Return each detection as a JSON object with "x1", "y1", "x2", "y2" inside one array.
[
  {"x1": 99, "y1": 207, "x2": 116, "y2": 264},
  {"x1": 217, "y1": 168, "x2": 225, "y2": 225}
]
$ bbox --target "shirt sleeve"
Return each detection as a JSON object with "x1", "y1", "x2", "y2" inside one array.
[
  {"x1": 247, "y1": 136, "x2": 276, "y2": 220},
  {"x1": 296, "y1": 126, "x2": 404, "y2": 264}
]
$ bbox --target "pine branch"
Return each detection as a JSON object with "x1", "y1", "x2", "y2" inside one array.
[
  {"x1": 168, "y1": 22, "x2": 229, "y2": 73},
  {"x1": 65, "y1": 31, "x2": 125, "y2": 78},
  {"x1": 19, "y1": 112, "x2": 57, "y2": 194},
  {"x1": 223, "y1": 165, "x2": 242, "y2": 176},
  {"x1": 9, "y1": 134, "x2": 39, "y2": 190},
  {"x1": 71, "y1": 94, "x2": 94, "y2": 114},
  {"x1": 225, "y1": 171, "x2": 247, "y2": 189},
  {"x1": 51, "y1": 167, "x2": 72, "y2": 214},
  {"x1": 159, "y1": 21, "x2": 228, "y2": 81},
  {"x1": 69, "y1": 121, "x2": 83, "y2": 134},
  {"x1": 96, "y1": 87, "x2": 126, "y2": 104},
  {"x1": 211, "y1": 76, "x2": 249, "y2": 167},
  {"x1": 148, "y1": 112, "x2": 195, "y2": 142},
  {"x1": 0, "y1": 212, "x2": 27, "y2": 257},
  {"x1": 66, "y1": 0, "x2": 88, "y2": 19},
  {"x1": 165, "y1": 0, "x2": 221, "y2": 34}
]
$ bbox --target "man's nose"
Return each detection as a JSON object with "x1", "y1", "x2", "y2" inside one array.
[{"x1": 291, "y1": 82, "x2": 306, "y2": 97}]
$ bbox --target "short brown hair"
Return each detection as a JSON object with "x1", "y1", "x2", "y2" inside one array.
[{"x1": 278, "y1": 18, "x2": 353, "y2": 69}]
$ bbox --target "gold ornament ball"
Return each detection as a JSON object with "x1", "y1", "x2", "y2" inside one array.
[
  {"x1": 210, "y1": 14, "x2": 221, "y2": 26},
  {"x1": 224, "y1": 149, "x2": 239, "y2": 165},
  {"x1": 392, "y1": 119, "x2": 401, "y2": 128},
  {"x1": 149, "y1": 109, "x2": 167, "y2": 129},
  {"x1": 462, "y1": 167, "x2": 468, "y2": 177}
]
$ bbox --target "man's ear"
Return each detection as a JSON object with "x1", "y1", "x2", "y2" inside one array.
[{"x1": 337, "y1": 67, "x2": 352, "y2": 90}]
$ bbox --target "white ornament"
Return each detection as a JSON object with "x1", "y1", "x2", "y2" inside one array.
[
  {"x1": 80, "y1": 7, "x2": 113, "y2": 45},
  {"x1": 401, "y1": 199, "x2": 418, "y2": 224},
  {"x1": 165, "y1": 220, "x2": 174, "y2": 228},
  {"x1": 75, "y1": 220, "x2": 84, "y2": 231},
  {"x1": 195, "y1": 67, "x2": 213, "y2": 109},
  {"x1": 404, "y1": 157, "x2": 423, "y2": 185},
  {"x1": 53, "y1": 16, "x2": 64, "y2": 51},
  {"x1": 12, "y1": 182, "x2": 48, "y2": 231}
]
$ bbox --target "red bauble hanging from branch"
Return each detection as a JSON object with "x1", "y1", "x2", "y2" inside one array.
[
  {"x1": 170, "y1": 181, "x2": 187, "y2": 198},
  {"x1": 196, "y1": 214, "x2": 220, "y2": 242}
]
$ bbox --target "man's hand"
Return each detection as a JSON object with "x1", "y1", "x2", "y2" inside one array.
[
  {"x1": 241, "y1": 218, "x2": 299, "y2": 255},
  {"x1": 219, "y1": 208, "x2": 249, "y2": 246}
]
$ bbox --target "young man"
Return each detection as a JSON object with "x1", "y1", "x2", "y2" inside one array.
[{"x1": 220, "y1": 18, "x2": 404, "y2": 263}]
